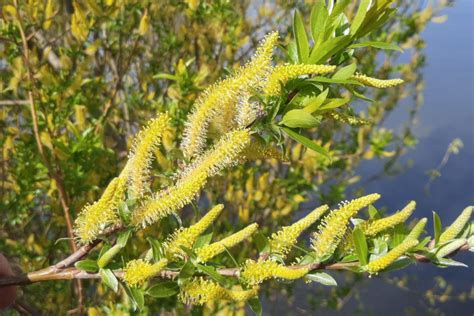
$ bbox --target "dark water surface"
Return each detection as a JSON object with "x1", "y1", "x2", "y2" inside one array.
[{"x1": 266, "y1": 1, "x2": 474, "y2": 315}]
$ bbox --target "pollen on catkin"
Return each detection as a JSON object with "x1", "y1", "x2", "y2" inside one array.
[
  {"x1": 131, "y1": 130, "x2": 251, "y2": 228},
  {"x1": 362, "y1": 201, "x2": 416, "y2": 236},
  {"x1": 195, "y1": 223, "x2": 258, "y2": 262},
  {"x1": 269, "y1": 205, "x2": 329, "y2": 256},
  {"x1": 123, "y1": 258, "x2": 168, "y2": 287},
  {"x1": 311, "y1": 193, "x2": 381, "y2": 260},
  {"x1": 179, "y1": 277, "x2": 259, "y2": 305},
  {"x1": 164, "y1": 204, "x2": 224, "y2": 259},
  {"x1": 124, "y1": 113, "x2": 170, "y2": 198},
  {"x1": 264, "y1": 64, "x2": 336, "y2": 95},
  {"x1": 352, "y1": 73, "x2": 404, "y2": 88},
  {"x1": 439, "y1": 206, "x2": 473, "y2": 243},
  {"x1": 365, "y1": 239, "x2": 418, "y2": 274},
  {"x1": 180, "y1": 32, "x2": 278, "y2": 158},
  {"x1": 406, "y1": 217, "x2": 428, "y2": 240},
  {"x1": 74, "y1": 177, "x2": 126, "y2": 244},
  {"x1": 241, "y1": 259, "x2": 309, "y2": 285}
]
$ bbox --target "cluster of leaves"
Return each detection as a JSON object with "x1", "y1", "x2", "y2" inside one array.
[{"x1": 0, "y1": 0, "x2": 461, "y2": 315}]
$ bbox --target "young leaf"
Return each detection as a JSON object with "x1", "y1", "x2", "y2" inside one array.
[
  {"x1": 332, "y1": 63, "x2": 357, "y2": 80},
  {"x1": 193, "y1": 231, "x2": 213, "y2": 249},
  {"x1": 99, "y1": 268, "x2": 119, "y2": 292},
  {"x1": 253, "y1": 232, "x2": 269, "y2": 254},
  {"x1": 178, "y1": 261, "x2": 195, "y2": 283},
  {"x1": 433, "y1": 211, "x2": 442, "y2": 245},
  {"x1": 147, "y1": 237, "x2": 164, "y2": 262},
  {"x1": 281, "y1": 127, "x2": 329, "y2": 158},
  {"x1": 305, "y1": 272, "x2": 337, "y2": 286},
  {"x1": 280, "y1": 109, "x2": 320, "y2": 128},
  {"x1": 146, "y1": 281, "x2": 179, "y2": 298},
  {"x1": 75, "y1": 259, "x2": 99, "y2": 273},
  {"x1": 349, "y1": 41, "x2": 403, "y2": 52},
  {"x1": 368, "y1": 205, "x2": 381, "y2": 219},
  {"x1": 352, "y1": 227, "x2": 369, "y2": 266},
  {"x1": 308, "y1": 35, "x2": 352, "y2": 64},
  {"x1": 293, "y1": 10, "x2": 310, "y2": 63},
  {"x1": 196, "y1": 264, "x2": 227, "y2": 285},
  {"x1": 116, "y1": 229, "x2": 132, "y2": 247},
  {"x1": 303, "y1": 89, "x2": 329, "y2": 113},
  {"x1": 248, "y1": 297, "x2": 263, "y2": 316},
  {"x1": 350, "y1": 0, "x2": 371, "y2": 35},
  {"x1": 318, "y1": 98, "x2": 350, "y2": 111},
  {"x1": 310, "y1": 1, "x2": 328, "y2": 47},
  {"x1": 130, "y1": 287, "x2": 145, "y2": 310}
]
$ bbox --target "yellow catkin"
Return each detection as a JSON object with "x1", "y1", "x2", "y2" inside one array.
[
  {"x1": 352, "y1": 73, "x2": 404, "y2": 88},
  {"x1": 131, "y1": 130, "x2": 250, "y2": 228},
  {"x1": 165, "y1": 204, "x2": 224, "y2": 258},
  {"x1": 264, "y1": 64, "x2": 336, "y2": 95},
  {"x1": 406, "y1": 217, "x2": 428, "y2": 240},
  {"x1": 241, "y1": 259, "x2": 309, "y2": 285},
  {"x1": 362, "y1": 201, "x2": 416, "y2": 236},
  {"x1": 439, "y1": 206, "x2": 473, "y2": 243},
  {"x1": 240, "y1": 140, "x2": 283, "y2": 161},
  {"x1": 269, "y1": 205, "x2": 329, "y2": 256},
  {"x1": 71, "y1": 3, "x2": 88, "y2": 42},
  {"x1": 43, "y1": 0, "x2": 54, "y2": 29},
  {"x1": 196, "y1": 223, "x2": 258, "y2": 263},
  {"x1": 365, "y1": 239, "x2": 418, "y2": 274},
  {"x1": 179, "y1": 277, "x2": 259, "y2": 305},
  {"x1": 181, "y1": 32, "x2": 278, "y2": 158},
  {"x1": 326, "y1": 112, "x2": 371, "y2": 126},
  {"x1": 123, "y1": 259, "x2": 168, "y2": 287},
  {"x1": 74, "y1": 177, "x2": 126, "y2": 244},
  {"x1": 124, "y1": 113, "x2": 170, "y2": 198},
  {"x1": 311, "y1": 194, "x2": 381, "y2": 260}
]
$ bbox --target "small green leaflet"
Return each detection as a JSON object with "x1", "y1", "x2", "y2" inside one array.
[
  {"x1": 303, "y1": 89, "x2": 329, "y2": 113},
  {"x1": 281, "y1": 127, "x2": 329, "y2": 159},
  {"x1": 99, "y1": 268, "x2": 118, "y2": 292},
  {"x1": 332, "y1": 63, "x2": 357, "y2": 80},
  {"x1": 280, "y1": 109, "x2": 320, "y2": 128},
  {"x1": 293, "y1": 10, "x2": 309, "y2": 63},
  {"x1": 433, "y1": 211, "x2": 442, "y2": 245},
  {"x1": 349, "y1": 41, "x2": 403, "y2": 52},
  {"x1": 146, "y1": 281, "x2": 179, "y2": 298},
  {"x1": 352, "y1": 227, "x2": 369, "y2": 266},
  {"x1": 75, "y1": 259, "x2": 98, "y2": 273},
  {"x1": 305, "y1": 272, "x2": 337, "y2": 286}
]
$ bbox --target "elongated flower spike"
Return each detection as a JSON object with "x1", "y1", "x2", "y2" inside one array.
[
  {"x1": 311, "y1": 193, "x2": 381, "y2": 260},
  {"x1": 406, "y1": 217, "x2": 428, "y2": 240},
  {"x1": 241, "y1": 259, "x2": 309, "y2": 285},
  {"x1": 362, "y1": 201, "x2": 416, "y2": 237},
  {"x1": 264, "y1": 64, "x2": 336, "y2": 95},
  {"x1": 179, "y1": 277, "x2": 259, "y2": 305},
  {"x1": 439, "y1": 206, "x2": 473, "y2": 243},
  {"x1": 269, "y1": 205, "x2": 329, "y2": 257},
  {"x1": 164, "y1": 204, "x2": 224, "y2": 259},
  {"x1": 132, "y1": 130, "x2": 251, "y2": 228},
  {"x1": 352, "y1": 73, "x2": 404, "y2": 88},
  {"x1": 181, "y1": 32, "x2": 278, "y2": 158},
  {"x1": 123, "y1": 258, "x2": 168, "y2": 287},
  {"x1": 365, "y1": 239, "x2": 418, "y2": 274},
  {"x1": 74, "y1": 176, "x2": 126, "y2": 244},
  {"x1": 123, "y1": 113, "x2": 170, "y2": 198},
  {"x1": 435, "y1": 238, "x2": 467, "y2": 258},
  {"x1": 196, "y1": 223, "x2": 259, "y2": 263}
]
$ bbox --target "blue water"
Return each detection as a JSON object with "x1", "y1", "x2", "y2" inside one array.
[{"x1": 267, "y1": 1, "x2": 474, "y2": 315}]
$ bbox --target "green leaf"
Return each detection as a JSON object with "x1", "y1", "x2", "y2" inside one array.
[
  {"x1": 253, "y1": 232, "x2": 270, "y2": 254},
  {"x1": 130, "y1": 287, "x2": 145, "y2": 310},
  {"x1": 318, "y1": 98, "x2": 350, "y2": 111},
  {"x1": 286, "y1": 41, "x2": 299, "y2": 64},
  {"x1": 118, "y1": 201, "x2": 130, "y2": 222},
  {"x1": 293, "y1": 10, "x2": 310, "y2": 63},
  {"x1": 352, "y1": 227, "x2": 369, "y2": 266},
  {"x1": 193, "y1": 231, "x2": 213, "y2": 249},
  {"x1": 196, "y1": 264, "x2": 227, "y2": 285},
  {"x1": 332, "y1": 63, "x2": 357, "y2": 80},
  {"x1": 116, "y1": 229, "x2": 132, "y2": 247},
  {"x1": 248, "y1": 297, "x2": 262, "y2": 316},
  {"x1": 146, "y1": 237, "x2": 164, "y2": 262},
  {"x1": 280, "y1": 109, "x2": 320, "y2": 128},
  {"x1": 123, "y1": 284, "x2": 142, "y2": 311},
  {"x1": 308, "y1": 35, "x2": 352, "y2": 64},
  {"x1": 75, "y1": 259, "x2": 99, "y2": 273},
  {"x1": 305, "y1": 272, "x2": 337, "y2": 286},
  {"x1": 433, "y1": 211, "x2": 442, "y2": 245},
  {"x1": 281, "y1": 127, "x2": 329, "y2": 158},
  {"x1": 303, "y1": 89, "x2": 329, "y2": 113},
  {"x1": 349, "y1": 41, "x2": 402, "y2": 52},
  {"x1": 99, "y1": 268, "x2": 118, "y2": 292},
  {"x1": 146, "y1": 281, "x2": 179, "y2": 298},
  {"x1": 350, "y1": 0, "x2": 371, "y2": 35},
  {"x1": 368, "y1": 205, "x2": 381, "y2": 219},
  {"x1": 383, "y1": 257, "x2": 412, "y2": 272},
  {"x1": 436, "y1": 258, "x2": 468, "y2": 268},
  {"x1": 310, "y1": 2, "x2": 328, "y2": 47},
  {"x1": 178, "y1": 261, "x2": 195, "y2": 283}
]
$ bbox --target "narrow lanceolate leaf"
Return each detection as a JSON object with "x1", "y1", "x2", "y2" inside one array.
[
  {"x1": 303, "y1": 89, "x2": 329, "y2": 113},
  {"x1": 310, "y1": 1, "x2": 329, "y2": 47},
  {"x1": 349, "y1": 41, "x2": 403, "y2": 52},
  {"x1": 305, "y1": 272, "x2": 337, "y2": 286},
  {"x1": 308, "y1": 35, "x2": 352, "y2": 64},
  {"x1": 280, "y1": 109, "x2": 320, "y2": 128},
  {"x1": 318, "y1": 98, "x2": 350, "y2": 111},
  {"x1": 352, "y1": 227, "x2": 369, "y2": 266},
  {"x1": 332, "y1": 63, "x2": 357, "y2": 80},
  {"x1": 293, "y1": 10, "x2": 310, "y2": 63},
  {"x1": 99, "y1": 268, "x2": 119, "y2": 292},
  {"x1": 147, "y1": 281, "x2": 179, "y2": 298},
  {"x1": 433, "y1": 211, "x2": 442, "y2": 245},
  {"x1": 350, "y1": 0, "x2": 371, "y2": 35},
  {"x1": 281, "y1": 127, "x2": 329, "y2": 158}
]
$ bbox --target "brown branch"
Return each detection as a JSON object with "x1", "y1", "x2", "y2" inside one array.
[{"x1": 0, "y1": 238, "x2": 469, "y2": 287}]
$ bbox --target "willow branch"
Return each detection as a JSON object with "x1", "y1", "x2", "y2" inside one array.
[{"x1": 0, "y1": 239, "x2": 469, "y2": 287}]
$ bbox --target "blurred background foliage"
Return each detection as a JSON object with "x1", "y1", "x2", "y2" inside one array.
[{"x1": 0, "y1": 0, "x2": 465, "y2": 315}]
